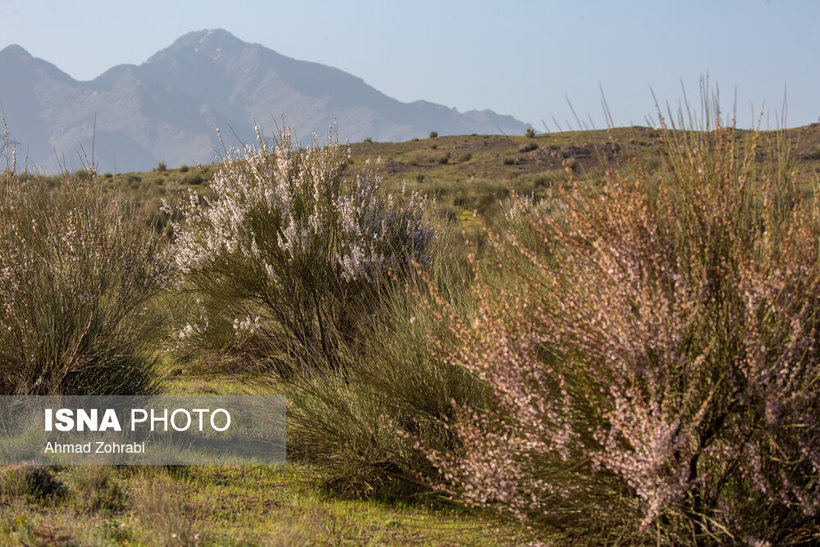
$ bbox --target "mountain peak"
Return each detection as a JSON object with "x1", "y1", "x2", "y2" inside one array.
[
  {"x1": 168, "y1": 28, "x2": 247, "y2": 54},
  {"x1": 0, "y1": 29, "x2": 527, "y2": 173},
  {"x1": 0, "y1": 44, "x2": 73, "y2": 84},
  {"x1": 145, "y1": 29, "x2": 252, "y2": 68},
  {"x1": 0, "y1": 44, "x2": 33, "y2": 62}
]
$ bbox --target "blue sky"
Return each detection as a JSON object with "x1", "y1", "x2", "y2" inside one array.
[{"x1": 1, "y1": 0, "x2": 817, "y2": 130}]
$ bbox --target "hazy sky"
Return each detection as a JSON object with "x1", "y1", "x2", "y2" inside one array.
[{"x1": 1, "y1": 0, "x2": 817, "y2": 130}]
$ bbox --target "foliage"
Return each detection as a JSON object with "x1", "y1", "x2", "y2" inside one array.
[
  {"x1": 418, "y1": 93, "x2": 820, "y2": 543},
  {"x1": 167, "y1": 125, "x2": 434, "y2": 375},
  {"x1": 286, "y1": 233, "x2": 488, "y2": 498},
  {"x1": 0, "y1": 169, "x2": 169, "y2": 395},
  {"x1": 0, "y1": 465, "x2": 66, "y2": 502},
  {"x1": 0, "y1": 464, "x2": 521, "y2": 545}
]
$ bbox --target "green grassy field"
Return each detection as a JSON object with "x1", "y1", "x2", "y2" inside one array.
[
  {"x1": 1, "y1": 370, "x2": 525, "y2": 545},
  {"x1": 1, "y1": 464, "x2": 524, "y2": 545}
]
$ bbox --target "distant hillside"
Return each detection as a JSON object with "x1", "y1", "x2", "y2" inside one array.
[
  {"x1": 0, "y1": 29, "x2": 528, "y2": 173},
  {"x1": 87, "y1": 124, "x2": 820, "y2": 243}
]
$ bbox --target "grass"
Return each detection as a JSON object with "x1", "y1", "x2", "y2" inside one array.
[
  {"x1": 97, "y1": 124, "x2": 820, "y2": 248},
  {"x1": 0, "y1": 464, "x2": 522, "y2": 545}
]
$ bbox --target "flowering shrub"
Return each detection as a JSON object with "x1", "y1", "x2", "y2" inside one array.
[
  {"x1": 0, "y1": 170, "x2": 169, "y2": 395},
  {"x1": 167, "y1": 125, "x2": 433, "y2": 374},
  {"x1": 421, "y1": 106, "x2": 820, "y2": 543}
]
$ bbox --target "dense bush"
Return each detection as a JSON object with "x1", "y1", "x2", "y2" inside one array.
[
  {"x1": 418, "y1": 102, "x2": 820, "y2": 543},
  {"x1": 286, "y1": 232, "x2": 488, "y2": 498},
  {"x1": 0, "y1": 465, "x2": 66, "y2": 501},
  {"x1": 0, "y1": 170, "x2": 169, "y2": 395},
  {"x1": 167, "y1": 126, "x2": 434, "y2": 375},
  {"x1": 180, "y1": 172, "x2": 204, "y2": 186}
]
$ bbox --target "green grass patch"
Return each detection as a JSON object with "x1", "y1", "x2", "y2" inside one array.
[{"x1": 0, "y1": 464, "x2": 521, "y2": 545}]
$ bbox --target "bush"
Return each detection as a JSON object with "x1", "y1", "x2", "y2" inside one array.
[
  {"x1": 167, "y1": 125, "x2": 434, "y2": 375},
  {"x1": 525, "y1": 127, "x2": 536, "y2": 138},
  {"x1": 561, "y1": 157, "x2": 578, "y2": 172},
  {"x1": 429, "y1": 131, "x2": 438, "y2": 139},
  {"x1": 287, "y1": 231, "x2": 487, "y2": 498},
  {"x1": 0, "y1": 170, "x2": 169, "y2": 395},
  {"x1": 0, "y1": 465, "x2": 66, "y2": 501},
  {"x1": 417, "y1": 97, "x2": 820, "y2": 543},
  {"x1": 181, "y1": 172, "x2": 204, "y2": 186}
]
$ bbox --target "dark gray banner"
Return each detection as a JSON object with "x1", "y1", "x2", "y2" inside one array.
[{"x1": 0, "y1": 396, "x2": 286, "y2": 465}]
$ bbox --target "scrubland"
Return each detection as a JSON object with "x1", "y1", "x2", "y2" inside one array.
[{"x1": 2, "y1": 91, "x2": 820, "y2": 545}]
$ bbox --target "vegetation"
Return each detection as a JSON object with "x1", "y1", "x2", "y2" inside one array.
[
  {"x1": 2, "y1": 94, "x2": 820, "y2": 543},
  {"x1": 0, "y1": 168, "x2": 169, "y2": 395},
  {"x1": 166, "y1": 126, "x2": 433, "y2": 376},
  {"x1": 286, "y1": 233, "x2": 488, "y2": 500},
  {"x1": 0, "y1": 464, "x2": 522, "y2": 545},
  {"x1": 415, "y1": 100, "x2": 820, "y2": 543}
]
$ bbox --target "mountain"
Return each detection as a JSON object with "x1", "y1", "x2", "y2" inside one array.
[{"x1": 0, "y1": 29, "x2": 528, "y2": 173}]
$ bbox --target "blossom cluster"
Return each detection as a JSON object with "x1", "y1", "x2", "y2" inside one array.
[
  {"x1": 167, "y1": 126, "x2": 432, "y2": 285},
  {"x1": 420, "y1": 123, "x2": 820, "y2": 543},
  {"x1": 167, "y1": 124, "x2": 434, "y2": 372}
]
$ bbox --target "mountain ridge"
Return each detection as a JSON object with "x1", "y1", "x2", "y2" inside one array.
[{"x1": 0, "y1": 29, "x2": 528, "y2": 172}]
